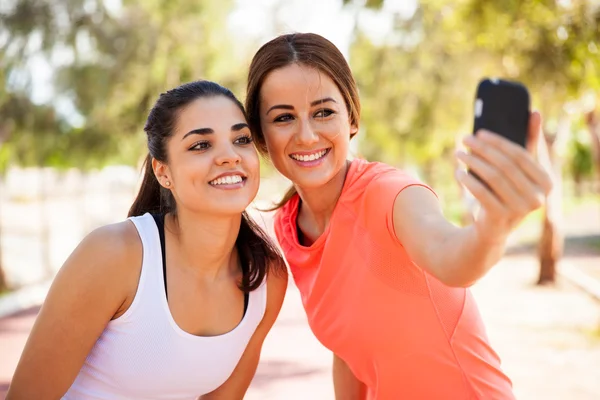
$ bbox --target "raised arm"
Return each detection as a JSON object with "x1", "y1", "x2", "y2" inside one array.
[
  {"x1": 200, "y1": 267, "x2": 288, "y2": 400},
  {"x1": 392, "y1": 111, "x2": 552, "y2": 287},
  {"x1": 7, "y1": 221, "x2": 141, "y2": 399}
]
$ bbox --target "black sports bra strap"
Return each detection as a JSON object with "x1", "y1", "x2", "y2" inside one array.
[
  {"x1": 151, "y1": 213, "x2": 168, "y2": 299},
  {"x1": 150, "y1": 213, "x2": 249, "y2": 314}
]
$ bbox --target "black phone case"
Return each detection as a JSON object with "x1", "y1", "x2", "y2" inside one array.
[{"x1": 472, "y1": 78, "x2": 530, "y2": 148}]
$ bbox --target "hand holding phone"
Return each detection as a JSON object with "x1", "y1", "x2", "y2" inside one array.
[{"x1": 455, "y1": 78, "x2": 553, "y2": 243}]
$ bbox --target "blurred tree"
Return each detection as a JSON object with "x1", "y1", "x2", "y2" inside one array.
[
  {"x1": 585, "y1": 109, "x2": 600, "y2": 182},
  {"x1": 1, "y1": 0, "x2": 245, "y2": 167},
  {"x1": 569, "y1": 133, "x2": 594, "y2": 195},
  {"x1": 347, "y1": 3, "x2": 478, "y2": 171}
]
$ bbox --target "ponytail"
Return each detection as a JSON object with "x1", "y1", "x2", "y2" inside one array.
[{"x1": 127, "y1": 154, "x2": 174, "y2": 217}]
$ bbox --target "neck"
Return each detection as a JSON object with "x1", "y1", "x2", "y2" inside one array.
[
  {"x1": 165, "y1": 208, "x2": 242, "y2": 281},
  {"x1": 295, "y1": 160, "x2": 350, "y2": 234}
]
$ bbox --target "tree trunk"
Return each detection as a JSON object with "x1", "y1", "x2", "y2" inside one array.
[
  {"x1": 538, "y1": 202, "x2": 564, "y2": 284},
  {"x1": 537, "y1": 118, "x2": 569, "y2": 285}
]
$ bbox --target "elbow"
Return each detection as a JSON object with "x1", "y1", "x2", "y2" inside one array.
[
  {"x1": 440, "y1": 275, "x2": 478, "y2": 288},
  {"x1": 426, "y1": 264, "x2": 478, "y2": 288}
]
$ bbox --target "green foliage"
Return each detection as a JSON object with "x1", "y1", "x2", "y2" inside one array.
[
  {"x1": 345, "y1": 0, "x2": 385, "y2": 8},
  {"x1": 347, "y1": 0, "x2": 600, "y2": 171},
  {"x1": 0, "y1": 0, "x2": 244, "y2": 169},
  {"x1": 569, "y1": 135, "x2": 594, "y2": 179}
]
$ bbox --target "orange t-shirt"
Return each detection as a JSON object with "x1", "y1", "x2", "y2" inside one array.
[{"x1": 274, "y1": 158, "x2": 515, "y2": 400}]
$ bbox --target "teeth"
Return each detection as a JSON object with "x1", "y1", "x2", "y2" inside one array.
[
  {"x1": 291, "y1": 150, "x2": 327, "y2": 162},
  {"x1": 210, "y1": 175, "x2": 243, "y2": 185}
]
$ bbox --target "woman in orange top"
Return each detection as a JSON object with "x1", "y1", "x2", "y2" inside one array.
[{"x1": 245, "y1": 33, "x2": 552, "y2": 399}]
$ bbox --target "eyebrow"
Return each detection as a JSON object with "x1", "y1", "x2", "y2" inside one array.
[
  {"x1": 266, "y1": 97, "x2": 337, "y2": 115},
  {"x1": 182, "y1": 123, "x2": 249, "y2": 140}
]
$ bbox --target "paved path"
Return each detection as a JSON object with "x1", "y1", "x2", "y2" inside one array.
[{"x1": 1, "y1": 253, "x2": 599, "y2": 399}]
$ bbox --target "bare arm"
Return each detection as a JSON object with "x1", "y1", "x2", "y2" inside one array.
[
  {"x1": 333, "y1": 354, "x2": 367, "y2": 400},
  {"x1": 200, "y1": 267, "x2": 288, "y2": 400},
  {"x1": 7, "y1": 222, "x2": 140, "y2": 399},
  {"x1": 392, "y1": 188, "x2": 505, "y2": 287},
  {"x1": 393, "y1": 111, "x2": 552, "y2": 287}
]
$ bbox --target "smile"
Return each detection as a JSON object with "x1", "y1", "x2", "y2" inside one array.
[
  {"x1": 209, "y1": 174, "x2": 246, "y2": 189},
  {"x1": 289, "y1": 149, "x2": 330, "y2": 162}
]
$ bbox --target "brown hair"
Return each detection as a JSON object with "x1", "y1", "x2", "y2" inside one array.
[
  {"x1": 129, "y1": 80, "x2": 285, "y2": 291},
  {"x1": 245, "y1": 32, "x2": 361, "y2": 208}
]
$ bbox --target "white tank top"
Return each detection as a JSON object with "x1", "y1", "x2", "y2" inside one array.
[{"x1": 63, "y1": 213, "x2": 267, "y2": 399}]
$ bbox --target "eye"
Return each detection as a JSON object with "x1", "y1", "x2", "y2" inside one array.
[
  {"x1": 314, "y1": 109, "x2": 335, "y2": 119},
  {"x1": 235, "y1": 135, "x2": 253, "y2": 145},
  {"x1": 189, "y1": 141, "x2": 210, "y2": 151},
  {"x1": 273, "y1": 113, "x2": 294, "y2": 123}
]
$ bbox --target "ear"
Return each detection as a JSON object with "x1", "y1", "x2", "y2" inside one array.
[
  {"x1": 350, "y1": 123, "x2": 359, "y2": 137},
  {"x1": 152, "y1": 158, "x2": 172, "y2": 189}
]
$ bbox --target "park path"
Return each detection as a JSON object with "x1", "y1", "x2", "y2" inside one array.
[{"x1": 1, "y1": 254, "x2": 599, "y2": 399}]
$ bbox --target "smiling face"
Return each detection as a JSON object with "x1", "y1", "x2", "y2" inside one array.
[
  {"x1": 153, "y1": 95, "x2": 260, "y2": 216},
  {"x1": 258, "y1": 63, "x2": 358, "y2": 190}
]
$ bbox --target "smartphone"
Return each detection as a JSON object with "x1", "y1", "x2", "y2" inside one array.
[
  {"x1": 473, "y1": 78, "x2": 530, "y2": 147},
  {"x1": 470, "y1": 78, "x2": 531, "y2": 183}
]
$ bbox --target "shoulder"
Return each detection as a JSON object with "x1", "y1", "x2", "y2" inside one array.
[
  {"x1": 347, "y1": 160, "x2": 435, "y2": 211},
  {"x1": 368, "y1": 165, "x2": 432, "y2": 196},
  {"x1": 43, "y1": 220, "x2": 143, "y2": 321},
  {"x1": 340, "y1": 159, "x2": 420, "y2": 201},
  {"x1": 82, "y1": 220, "x2": 142, "y2": 264},
  {"x1": 64, "y1": 220, "x2": 143, "y2": 289}
]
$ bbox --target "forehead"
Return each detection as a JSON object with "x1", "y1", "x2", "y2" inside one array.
[
  {"x1": 174, "y1": 96, "x2": 245, "y2": 136},
  {"x1": 260, "y1": 64, "x2": 343, "y2": 106}
]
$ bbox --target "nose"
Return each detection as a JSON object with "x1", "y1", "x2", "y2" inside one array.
[
  {"x1": 295, "y1": 118, "x2": 319, "y2": 146},
  {"x1": 215, "y1": 144, "x2": 241, "y2": 166}
]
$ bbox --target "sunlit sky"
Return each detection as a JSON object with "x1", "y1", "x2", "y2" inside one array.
[
  {"x1": 26, "y1": 0, "x2": 416, "y2": 121},
  {"x1": 230, "y1": 0, "x2": 415, "y2": 57}
]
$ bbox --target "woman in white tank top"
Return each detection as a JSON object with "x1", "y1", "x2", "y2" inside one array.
[{"x1": 7, "y1": 80, "x2": 288, "y2": 400}]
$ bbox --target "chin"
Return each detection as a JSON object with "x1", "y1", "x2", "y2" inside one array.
[
  {"x1": 209, "y1": 203, "x2": 252, "y2": 216},
  {"x1": 292, "y1": 167, "x2": 340, "y2": 188},
  {"x1": 189, "y1": 194, "x2": 254, "y2": 217}
]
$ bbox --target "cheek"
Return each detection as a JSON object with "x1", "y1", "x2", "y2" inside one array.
[
  {"x1": 263, "y1": 126, "x2": 289, "y2": 156},
  {"x1": 243, "y1": 147, "x2": 260, "y2": 173},
  {"x1": 320, "y1": 118, "x2": 350, "y2": 140}
]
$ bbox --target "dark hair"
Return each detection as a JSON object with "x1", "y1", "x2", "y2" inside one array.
[
  {"x1": 245, "y1": 33, "x2": 362, "y2": 209},
  {"x1": 128, "y1": 80, "x2": 285, "y2": 291}
]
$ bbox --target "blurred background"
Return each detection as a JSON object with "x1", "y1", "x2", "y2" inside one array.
[{"x1": 0, "y1": 0, "x2": 599, "y2": 398}]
